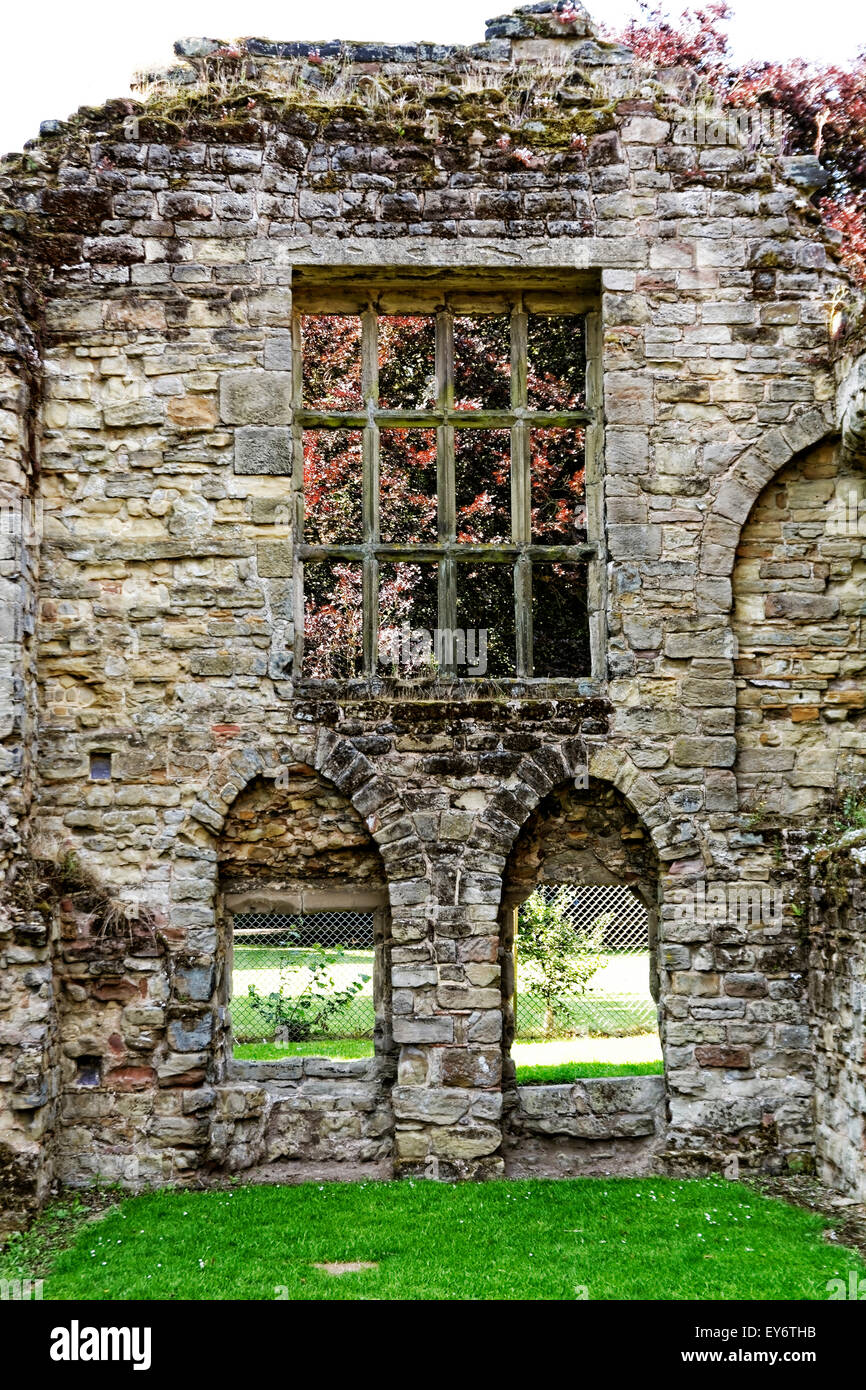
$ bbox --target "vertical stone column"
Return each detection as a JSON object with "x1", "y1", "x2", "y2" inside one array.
[
  {"x1": 222, "y1": 267, "x2": 295, "y2": 681},
  {"x1": 0, "y1": 319, "x2": 38, "y2": 886},
  {"x1": 391, "y1": 878, "x2": 505, "y2": 1173},
  {"x1": 0, "y1": 276, "x2": 59, "y2": 1223},
  {"x1": 390, "y1": 826, "x2": 505, "y2": 1179}
]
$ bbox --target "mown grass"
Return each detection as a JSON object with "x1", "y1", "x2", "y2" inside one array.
[
  {"x1": 232, "y1": 1035, "x2": 665, "y2": 1083},
  {"x1": 516, "y1": 1059, "x2": 664, "y2": 1082},
  {"x1": 235, "y1": 1038, "x2": 372, "y2": 1061},
  {"x1": 10, "y1": 1179, "x2": 863, "y2": 1302}
]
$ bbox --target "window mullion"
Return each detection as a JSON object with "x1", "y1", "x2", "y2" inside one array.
[
  {"x1": 437, "y1": 307, "x2": 454, "y2": 416},
  {"x1": 584, "y1": 309, "x2": 604, "y2": 683},
  {"x1": 510, "y1": 305, "x2": 530, "y2": 546},
  {"x1": 436, "y1": 309, "x2": 456, "y2": 545},
  {"x1": 515, "y1": 555, "x2": 533, "y2": 680},
  {"x1": 511, "y1": 303, "x2": 531, "y2": 678},
  {"x1": 511, "y1": 299, "x2": 528, "y2": 412},
  {"x1": 437, "y1": 308, "x2": 456, "y2": 672},
  {"x1": 362, "y1": 306, "x2": 379, "y2": 676}
]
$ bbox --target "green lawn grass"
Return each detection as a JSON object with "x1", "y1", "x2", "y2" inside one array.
[
  {"x1": 516, "y1": 1059, "x2": 664, "y2": 1082},
  {"x1": 235, "y1": 1038, "x2": 373, "y2": 1061},
  {"x1": 230, "y1": 949, "x2": 658, "y2": 1041},
  {"x1": 232, "y1": 1036, "x2": 665, "y2": 1083},
  {"x1": 11, "y1": 1179, "x2": 862, "y2": 1302}
]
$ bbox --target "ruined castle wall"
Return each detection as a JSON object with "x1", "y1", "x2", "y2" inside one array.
[
  {"x1": 733, "y1": 440, "x2": 866, "y2": 817},
  {"x1": 52, "y1": 760, "x2": 395, "y2": 1186},
  {"x1": 0, "y1": 908, "x2": 59, "y2": 1224},
  {"x1": 0, "y1": 233, "x2": 60, "y2": 1222},
  {"x1": 0, "y1": 5, "x2": 862, "y2": 1203},
  {"x1": 809, "y1": 836, "x2": 866, "y2": 1201},
  {"x1": 0, "y1": 266, "x2": 39, "y2": 885}
]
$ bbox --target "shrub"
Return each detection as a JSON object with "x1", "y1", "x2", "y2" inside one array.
[
  {"x1": 245, "y1": 939, "x2": 369, "y2": 1041},
  {"x1": 517, "y1": 887, "x2": 605, "y2": 1035}
]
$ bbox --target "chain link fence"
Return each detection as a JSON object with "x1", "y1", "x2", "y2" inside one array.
[
  {"x1": 515, "y1": 884, "x2": 658, "y2": 1039},
  {"x1": 230, "y1": 886, "x2": 656, "y2": 1047},
  {"x1": 229, "y1": 911, "x2": 376, "y2": 1043}
]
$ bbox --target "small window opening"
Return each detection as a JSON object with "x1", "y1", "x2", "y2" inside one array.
[
  {"x1": 74, "y1": 1055, "x2": 102, "y2": 1087},
  {"x1": 89, "y1": 752, "x2": 112, "y2": 781},
  {"x1": 512, "y1": 884, "x2": 662, "y2": 1079},
  {"x1": 229, "y1": 910, "x2": 375, "y2": 1062}
]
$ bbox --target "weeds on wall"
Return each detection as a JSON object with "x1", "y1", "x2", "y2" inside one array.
[
  {"x1": 9, "y1": 850, "x2": 159, "y2": 941},
  {"x1": 127, "y1": 45, "x2": 620, "y2": 153}
]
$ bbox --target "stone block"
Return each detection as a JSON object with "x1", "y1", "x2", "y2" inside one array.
[
  {"x1": 393, "y1": 1017, "x2": 454, "y2": 1044},
  {"x1": 220, "y1": 371, "x2": 292, "y2": 425},
  {"x1": 694, "y1": 1045, "x2": 752, "y2": 1068},
  {"x1": 166, "y1": 1014, "x2": 213, "y2": 1052},
  {"x1": 765, "y1": 593, "x2": 840, "y2": 621},
  {"x1": 672, "y1": 737, "x2": 736, "y2": 768},
  {"x1": 257, "y1": 541, "x2": 293, "y2": 576},
  {"x1": 391, "y1": 1086, "x2": 471, "y2": 1123},
  {"x1": 234, "y1": 426, "x2": 293, "y2": 474}
]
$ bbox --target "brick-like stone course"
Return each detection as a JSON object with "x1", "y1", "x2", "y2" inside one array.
[
  {"x1": 0, "y1": 2, "x2": 865, "y2": 1214},
  {"x1": 809, "y1": 833, "x2": 866, "y2": 1201}
]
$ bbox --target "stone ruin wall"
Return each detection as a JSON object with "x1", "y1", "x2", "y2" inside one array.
[
  {"x1": 0, "y1": 1, "x2": 865, "y2": 1220},
  {"x1": 808, "y1": 836, "x2": 866, "y2": 1202},
  {"x1": 733, "y1": 440, "x2": 866, "y2": 813}
]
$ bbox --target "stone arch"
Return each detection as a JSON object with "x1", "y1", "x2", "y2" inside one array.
[
  {"x1": 162, "y1": 734, "x2": 420, "y2": 1081},
  {"x1": 699, "y1": 406, "x2": 837, "y2": 589},
  {"x1": 215, "y1": 761, "x2": 394, "y2": 1063},
  {"x1": 175, "y1": 729, "x2": 409, "y2": 860},
  {"x1": 732, "y1": 434, "x2": 866, "y2": 816},
  {"x1": 497, "y1": 773, "x2": 663, "y2": 1104},
  {"x1": 467, "y1": 738, "x2": 670, "y2": 863},
  {"x1": 473, "y1": 745, "x2": 670, "y2": 1085},
  {"x1": 218, "y1": 767, "x2": 388, "y2": 899},
  {"x1": 501, "y1": 776, "x2": 661, "y2": 913}
]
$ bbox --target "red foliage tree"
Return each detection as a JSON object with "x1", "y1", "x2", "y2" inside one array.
[
  {"x1": 612, "y1": 3, "x2": 866, "y2": 283},
  {"x1": 299, "y1": 313, "x2": 588, "y2": 678}
]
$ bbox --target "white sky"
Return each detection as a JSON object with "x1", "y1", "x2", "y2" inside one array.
[{"x1": 1, "y1": 0, "x2": 863, "y2": 155}]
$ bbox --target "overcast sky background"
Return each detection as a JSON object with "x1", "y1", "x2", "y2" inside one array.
[{"x1": 1, "y1": 0, "x2": 863, "y2": 155}]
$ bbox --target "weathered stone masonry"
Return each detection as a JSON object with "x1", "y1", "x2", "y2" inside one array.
[{"x1": 1, "y1": 1, "x2": 866, "y2": 1220}]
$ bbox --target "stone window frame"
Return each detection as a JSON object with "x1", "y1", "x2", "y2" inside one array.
[
  {"x1": 291, "y1": 274, "x2": 605, "y2": 683},
  {"x1": 220, "y1": 886, "x2": 393, "y2": 1073},
  {"x1": 499, "y1": 882, "x2": 661, "y2": 1099}
]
